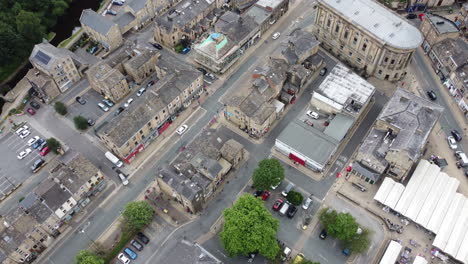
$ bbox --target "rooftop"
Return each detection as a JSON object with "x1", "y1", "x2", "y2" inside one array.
[
  {"x1": 216, "y1": 13, "x2": 259, "y2": 43},
  {"x1": 113, "y1": 11, "x2": 136, "y2": 28},
  {"x1": 272, "y1": 29, "x2": 320, "y2": 65},
  {"x1": 454, "y1": 64, "x2": 468, "y2": 90},
  {"x1": 126, "y1": 0, "x2": 148, "y2": 12},
  {"x1": 34, "y1": 178, "x2": 72, "y2": 212},
  {"x1": 228, "y1": 90, "x2": 276, "y2": 124},
  {"x1": 195, "y1": 33, "x2": 239, "y2": 61},
  {"x1": 432, "y1": 38, "x2": 468, "y2": 67},
  {"x1": 318, "y1": 0, "x2": 423, "y2": 49},
  {"x1": 157, "y1": 239, "x2": 221, "y2": 264},
  {"x1": 19, "y1": 193, "x2": 55, "y2": 223},
  {"x1": 30, "y1": 42, "x2": 75, "y2": 71},
  {"x1": 158, "y1": 167, "x2": 202, "y2": 201},
  {"x1": 255, "y1": 0, "x2": 285, "y2": 9},
  {"x1": 155, "y1": 0, "x2": 214, "y2": 32},
  {"x1": 244, "y1": 5, "x2": 270, "y2": 27},
  {"x1": 425, "y1": 13, "x2": 459, "y2": 34},
  {"x1": 125, "y1": 50, "x2": 160, "y2": 70},
  {"x1": 80, "y1": 9, "x2": 116, "y2": 36}
]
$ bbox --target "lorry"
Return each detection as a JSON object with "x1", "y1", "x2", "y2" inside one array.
[{"x1": 105, "y1": 151, "x2": 123, "y2": 167}]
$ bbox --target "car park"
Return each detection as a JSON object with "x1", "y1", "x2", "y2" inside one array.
[
  {"x1": 17, "y1": 148, "x2": 32, "y2": 160},
  {"x1": 427, "y1": 90, "x2": 437, "y2": 101},
  {"x1": 130, "y1": 239, "x2": 143, "y2": 251},
  {"x1": 306, "y1": 110, "x2": 319, "y2": 119},
  {"x1": 137, "y1": 232, "x2": 150, "y2": 244},
  {"x1": 151, "y1": 43, "x2": 163, "y2": 50},
  {"x1": 136, "y1": 87, "x2": 146, "y2": 97},
  {"x1": 287, "y1": 205, "x2": 298, "y2": 218},
  {"x1": 76, "y1": 96, "x2": 86, "y2": 105},
  {"x1": 124, "y1": 98, "x2": 134, "y2": 108},
  {"x1": 27, "y1": 136, "x2": 40, "y2": 146},
  {"x1": 272, "y1": 199, "x2": 284, "y2": 211},
  {"x1": 26, "y1": 108, "x2": 36, "y2": 115},
  {"x1": 19, "y1": 130, "x2": 31, "y2": 139},
  {"x1": 352, "y1": 182, "x2": 367, "y2": 192},
  {"x1": 279, "y1": 202, "x2": 290, "y2": 216},
  {"x1": 40, "y1": 146, "x2": 49, "y2": 156},
  {"x1": 272, "y1": 32, "x2": 281, "y2": 39},
  {"x1": 319, "y1": 229, "x2": 327, "y2": 239},
  {"x1": 302, "y1": 196, "x2": 313, "y2": 210},
  {"x1": 30, "y1": 101, "x2": 40, "y2": 109},
  {"x1": 176, "y1": 124, "x2": 188, "y2": 135},
  {"x1": 124, "y1": 247, "x2": 137, "y2": 260},
  {"x1": 451, "y1": 130, "x2": 462, "y2": 142},
  {"x1": 117, "y1": 253, "x2": 130, "y2": 264},
  {"x1": 261, "y1": 191, "x2": 271, "y2": 201},
  {"x1": 281, "y1": 182, "x2": 294, "y2": 197},
  {"x1": 103, "y1": 99, "x2": 114, "y2": 107},
  {"x1": 98, "y1": 103, "x2": 109, "y2": 112},
  {"x1": 319, "y1": 67, "x2": 328, "y2": 76},
  {"x1": 447, "y1": 136, "x2": 458, "y2": 149}
]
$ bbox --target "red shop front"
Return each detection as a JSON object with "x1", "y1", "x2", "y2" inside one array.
[{"x1": 289, "y1": 153, "x2": 305, "y2": 166}]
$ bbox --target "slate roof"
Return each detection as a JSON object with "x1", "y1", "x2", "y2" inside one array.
[
  {"x1": 244, "y1": 5, "x2": 270, "y2": 27},
  {"x1": 51, "y1": 153, "x2": 99, "y2": 195},
  {"x1": 156, "y1": 0, "x2": 214, "y2": 32},
  {"x1": 80, "y1": 9, "x2": 116, "y2": 35},
  {"x1": 229, "y1": 90, "x2": 276, "y2": 124},
  {"x1": 158, "y1": 167, "x2": 202, "y2": 201},
  {"x1": 432, "y1": 38, "x2": 468, "y2": 67},
  {"x1": 113, "y1": 12, "x2": 136, "y2": 28},
  {"x1": 127, "y1": 0, "x2": 148, "y2": 12},
  {"x1": 125, "y1": 50, "x2": 159, "y2": 70},
  {"x1": 30, "y1": 42, "x2": 74, "y2": 71},
  {"x1": 216, "y1": 13, "x2": 259, "y2": 44},
  {"x1": 272, "y1": 30, "x2": 320, "y2": 65},
  {"x1": 425, "y1": 13, "x2": 459, "y2": 34},
  {"x1": 19, "y1": 193, "x2": 55, "y2": 224},
  {"x1": 34, "y1": 178, "x2": 72, "y2": 212}
]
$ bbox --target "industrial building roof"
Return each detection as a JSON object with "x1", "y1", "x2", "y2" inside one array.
[
  {"x1": 379, "y1": 240, "x2": 402, "y2": 264},
  {"x1": 318, "y1": 0, "x2": 422, "y2": 49}
]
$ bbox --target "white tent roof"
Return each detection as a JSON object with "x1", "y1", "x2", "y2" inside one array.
[
  {"x1": 433, "y1": 194, "x2": 465, "y2": 251},
  {"x1": 374, "y1": 177, "x2": 395, "y2": 204},
  {"x1": 426, "y1": 176, "x2": 459, "y2": 233},
  {"x1": 394, "y1": 160, "x2": 430, "y2": 214},
  {"x1": 384, "y1": 182, "x2": 405, "y2": 210},
  {"x1": 415, "y1": 171, "x2": 448, "y2": 227},
  {"x1": 444, "y1": 199, "x2": 468, "y2": 257},
  {"x1": 405, "y1": 164, "x2": 439, "y2": 221},
  {"x1": 379, "y1": 240, "x2": 402, "y2": 264},
  {"x1": 456, "y1": 228, "x2": 468, "y2": 263},
  {"x1": 413, "y1": 256, "x2": 428, "y2": 264}
]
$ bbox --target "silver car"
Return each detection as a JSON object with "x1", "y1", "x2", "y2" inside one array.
[{"x1": 302, "y1": 197, "x2": 313, "y2": 210}]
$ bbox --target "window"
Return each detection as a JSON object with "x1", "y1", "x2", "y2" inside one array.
[
  {"x1": 162, "y1": 110, "x2": 166, "y2": 113},
  {"x1": 353, "y1": 37, "x2": 358, "y2": 45},
  {"x1": 327, "y1": 19, "x2": 331, "y2": 27},
  {"x1": 378, "y1": 70, "x2": 382, "y2": 74},
  {"x1": 390, "y1": 59, "x2": 395, "y2": 64},
  {"x1": 155, "y1": 116, "x2": 159, "y2": 120},
  {"x1": 344, "y1": 31, "x2": 349, "y2": 39},
  {"x1": 348, "y1": 52, "x2": 353, "y2": 57},
  {"x1": 384, "y1": 57, "x2": 389, "y2": 63},
  {"x1": 362, "y1": 44, "x2": 367, "y2": 52},
  {"x1": 340, "y1": 45, "x2": 344, "y2": 50},
  {"x1": 335, "y1": 25, "x2": 340, "y2": 33},
  {"x1": 140, "y1": 130, "x2": 143, "y2": 134},
  {"x1": 168, "y1": 103, "x2": 172, "y2": 108},
  {"x1": 394, "y1": 73, "x2": 399, "y2": 78},
  {"x1": 62, "y1": 210, "x2": 66, "y2": 213},
  {"x1": 357, "y1": 58, "x2": 362, "y2": 63}
]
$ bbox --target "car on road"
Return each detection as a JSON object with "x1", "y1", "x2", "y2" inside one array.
[
  {"x1": 27, "y1": 136, "x2": 40, "y2": 146},
  {"x1": 30, "y1": 101, "x2": 40, "y2": 109},
  {"x1": 137, "y1": 232, "x2": 150, "y2": 244},
  {"x1": 124, "y1": 247, "x2": 137, "y2": 260},
  {"x1": 103, "y1": 99, "x2": 114, "y2": 107},
  {"x1": 261, "y1": 191, "x2": 271, "y2": 200},
  {"x1": 319, "y1": 67, "x2": 328, "y2": 76},
  {"x1": 87, "y1": 119, "x2": 95, "y2": 126},
  {"x1": 451, "y1": 130, "x2": 462, "y2": 142},
  {"x1": 130, "y1": 239, "x2": 143, "y2": 251},
  {"x1": 98, "y1": 103, "x2": 109, "y2": 112},
  {"x1": 117, "y1": 253, "x2": 130, "y2": 264},
  {"x1": 176, "y1": 124, "x2": 188, "y2": 135},
  {"x1": 115, "y1": 107, "x2": 125, "y2": 116},
  {"x1": 124, "y1": 98, "x2": 134, "y2": 108},
  {"x1": 17, "y1": 148, "x2": 32, "y2": 160},
  {"x1": 16, "y1": 125, "x2": 29, "y2": 135},
  {"x1": 272, "y1": 199, "x2": 284, "y2": 211},
  {"x1": 302, "y1": 196, "x2": 313, "y2": 210},
  {"x1": 406, "y1": 13, "x2": 417, "y2": 19},
  {"x1": 136, "y1": 87, "x2": 146, "y2": 97},
  {"x1": 76, "y1": 96, "x2": 86, "y2": 105},
  {"x1": 40, "y1": 146, "x2": 50, "y2": 156},
  {"x1": 319, "y1": 229, "x2": 327, "y2": 239},
  {"x1": 447, "y1": 136, "x2": 458, "y2": 149},
  {"x1": 306, "y1": 110, "x2": 319, "y2": 119},
  {"x1": 26, "y1": 108, "x2": 36, "y2": 115},
  {"x1": 147, "y1": 80, "x2": 155, "y2": 87},
  {"x1": 119, "y1": 173, "x2": 129, "y2": 186},
  {"x1": 272, "y1": 32, "x2": 281, "y2": 40},
  {"x1": 151, "y1": 43, "x2": 163, "y2": 50},
  {"x1": 427, "y1": 90, "x2": 437, "y2": 101},
  {"x1": 19, "y1": 130, "x2": 31, "y2": 139},
  {"x1": 287, "y1": 205, "x2": 298, "y2": 218},
  {"x1": 197, "y1": 67, "x2": 207, "y2": 75},
  {"x1": 32, "y1": 138, "x2": 44, "y2": 149}
]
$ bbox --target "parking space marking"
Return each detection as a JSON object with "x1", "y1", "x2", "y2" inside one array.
[
  {"x1": 7, "y1": 136, "x2": 22, "y2": 148},
  {"x1": 26, "y1": 153, "x2": 41, "y2": 166},
  {"x1": 16, "y1": 143, "x2": 30, "y2": 153},
  {"x1": 4, "y1": 133, "x2": 17, "y2": 144}
]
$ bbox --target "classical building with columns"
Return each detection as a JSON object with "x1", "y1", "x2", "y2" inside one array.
[{"x1": 313, "y1": 0, "x2": 423, "y2": 81}]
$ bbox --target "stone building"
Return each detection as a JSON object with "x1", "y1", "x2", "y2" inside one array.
[
  {"x1": 313, "y1": 0, "x2": 422, "y2": 81},
  {"x1": 87, "y1": 61, "x2": 130, "y2": 102},
  {"x1": 123, "y1": 50, "x2": 160, "y2": 84},
  {"x1": 420, "y1": 13, "x2": 460, "y2": 53},
  {"x1": 354, "y1": 88, "x2": 443, "y2": 183},
  {"x1": 154, "y1": 0, "x2": 217, "y2": 49},
  {"x1": 29, "y1": 42, "x2": 83, "y2": 93},
  {"x1": 448, "y1": 64, "x2": 468, "y2": 115},
  {"x1": 24, "y1": 69, "x2": 61, "y2": 104},
  {"x1": 407, "y1": 0, "x2": 454, "y2": 10},
  {"x1": 220, "y1": 139, "x2": 246, "y2": 166},
  {"x1": 459, "y1": 3, "x2": 468, "y2": 38},
  {"x1": 244, "y1": 0, "x2": 289, "y2": 34},
  {"x1": 428, "y1": 38, "x2": 468, "y2": 80},
  {"x1": 80, "y1": 9, "x2": 124, "y2": 52}
]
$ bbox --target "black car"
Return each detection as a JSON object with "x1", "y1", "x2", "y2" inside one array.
[
  {"x1": 31, "y1": 159, "x2": 45, "y2": 172},
  {"x1": 451, "y1": 130, "x2": 462, "y2": 142},
  {"x1": 319, "y1": 229, "x2": 327, "y2": 239},
  {"x1": 152, "y1": 43, "x2": 163, "y2": 50},
  {"x1": 253, "y1": 190, "x2": 263, "y2": 197},
  {"x1": 130, "y1": 239, "x2": 144, "y2": 251},
  {"x1": 30, "y1": 101, "x2": 41, "y2": 109},
  {"x1": 147, "y1": 80, "x2": 155, "y2": 88},
  {"x1": 87, "y1": 119, "x2": 95, "y2": 126},
  {"x1": 427, "y1": 90, "x2": 437, "y2": 101},
  {"x1": 114, "y1": 107, "x2": 125, "y2": 116},
  {"x1": 406, "y1": 13, "x2": 417, "y2": 19},
  {"x1": 197, "y1": 67, "x2": 207, "y2": 75},
  {"x1": 76, "y1": 96, "x2": 86, "y2": 105},
  {"x1": 136, "y1": 232, "x2": 150, "y2": 244},
  {"x1": 286, "y1": 205, "x2": 298, "y2": 218}
]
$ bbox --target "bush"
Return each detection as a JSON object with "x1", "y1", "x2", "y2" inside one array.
[
  {"x1": 175, "y1": 44, "x2": 184, "y2": 53},
  {"x1": 74, "y1": 116, "x2": 89, "y2": 130},
  {"x1": 46, "y1": 137, "x2": 61, "y2": 154},
  {"x1": 54, "y1": 101, "x2": 67, "y2": 115},
  {"x1": 286, "y1": 190, "x2": 303, "y2": 206}
]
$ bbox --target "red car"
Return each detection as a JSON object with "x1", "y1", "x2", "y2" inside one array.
[
  {"x1": 272, "y1": 199, "x2": 284, "y2": 211},
  {"x1": 40, "y1": 146, "x2": 49, "y2": 156},
  {"x1": 27, "y1": 108, "x2": 36, "y2": 115},
  {"x1": 261, "y1": 191, "x2": 271, "y2": 201}
]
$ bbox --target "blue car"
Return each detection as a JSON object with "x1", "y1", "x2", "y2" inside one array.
[
  {"x1": 32, "y1": 139, "x2": 44, "y2": 149},
  {"x1": 124, "y1": 247, "x2": 137, "y2": 260},
  {"x1": 181, "y1": 47, "x2": 191, "y2": 54}
]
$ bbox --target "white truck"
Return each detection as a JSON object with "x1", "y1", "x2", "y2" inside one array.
[{"x1": 105, "y1": 151, "x2": 123, "y2": 167}]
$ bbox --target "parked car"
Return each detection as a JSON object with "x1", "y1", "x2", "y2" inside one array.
[
  {"x1": 451, "y1": 130, "x2": 462, "y2": 142},
  {"x1": 137, "y1": 232, "x2": 150, "y2": 244},
  {"x1": 38, "y1": 140, "x2": 47, "y2": 150},
  {"x1": 447, "y1": 136, "x2": 458, "y2": 149},
  {"x1": 103, "y1": 99, "x2": 114, "y2": 107},
  {"x1": 197, "y1": 67, "x2": 207, "y2": 75},
  {"x1": 427, "y1": 90, "x2": 437, "y2": 101},
  {"x1": 254, "y1": 190, "x2": 263, "y2": 198},
  {"x1": 124, "y1": 247, "x2": 137, "y2": 260},
  {"x1": 87, "y1": 119, "x2": 95, "y2": 126},
  {"x1": 107, "y1": 9, "x2": 117, "y2": 15},
  {"x1": 281, "y1": 182, "x2": 294, "y2": 197},
  {"x1": 19, "y1": 130, "x2": 31, "y2": 139},
  {"x1": 119, "y1": 173, "x2": 129, "y2": 186},
  {"x1": 16, "y1": 125, "x2": 29, "y2": 135},
  {"x1": 27, "y1": 136, "x2": 40, "y2": 146},
  {"x1": 76, "y1": 96, "x2": 86, "y2": 105},
  {"x1": 26, "y1": 108, "x2": 36, "y2": 115},
  {"x1": 40, "y1": 146, "x2": 50, "y2": 156},
  {"x1": 113, "y1": 0, "x2": 124, "y2": 5},
  {"x1": 147, "y1": 80, "x2": 155, "y2": 87},
  {"x1": 176, "y1": 124, "x2": 188, "y2": 135},
  {"x1": 98, "y1": 103, "x2": 109, "y2": 112},
  {"x1": 117, "y1": 253, "x2": 130, "y2": 264},
  {"x1": 136, "y1": 87, "x2": 146, "y2": 97},
  {"x1": 206, "y1": 73, "x2": 215, "y2": 80},
  {"x1": 115, "y1": 107, "x2": 125, "y2": 116},
  {"x1": 31, "y1": 159, "x2": 45, "y2": 172},
  {"x1": 151, "y1": 43, "x2": 163, "y2": 50},
  {"x1": 271, "y1": 180, "x2": 281, "y2": 190},
  {"x1": 17, "y1": 148, "x2": 32, "y2": 160},
  {"x1": 30, "y1": 101, "x2": 40, "y2": 109},
  {"x1": 279, "y1": 202, "x2": 290, "y2": 216},
  {"x1": 32, "y1": 138, "x2": 44, "y2": 149},
  {"x1": 261, "y1": 191, "x2": 271, "y2": 201},
  {"x1": 302, "y1": 196, "x2": 313, "y2": 210},
  {"x1": 272, "y1": 199, "x2": 284, "y2": 211},
  {"x1": 319, "y1": 229, "x2": 327, "y2": 239},
  {"x1": 306, "y1": 110, "x2": 319, "y2": 119},
  {"x1": 272, "y1": 32, "x2": 281, "y2": 39},
  {"x1": 406, "y1": 13, "x2": 417, "y2": 19},
  {"x1": 287, "y1": 205, "x2": 298, "y2": 218},
  {"x1": 181, "y1": 47, "x2": 191, "y2": 54},
  {"x1": 130, "y1": 239, "x2": 144, "y2": 251},
  {"x1": 319, "y1": 67, "x2": 328, "y2": 76},
  {"x1": 124, "y1": 98, "x2": 134, "y2": 108}
]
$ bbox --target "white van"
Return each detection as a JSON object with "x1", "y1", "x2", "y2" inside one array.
[
  {"x1": 456, "y1": 151, "x2": 468, "y2": 167},
  {"x1": 105, "y1": 151, "x2": 123, "y2": 167},
  {"x1": 279, "y1": 202, "x2": 290, "y2": 216}
]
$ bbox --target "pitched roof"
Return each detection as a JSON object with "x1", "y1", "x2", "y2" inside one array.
[{"x1": 80, "y1": 9, "x2": 116, "y2": 35}]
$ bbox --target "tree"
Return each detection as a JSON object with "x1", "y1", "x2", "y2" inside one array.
[
  {"x1": 220, "y1": 193, "x2": 280, "y2": 260},
  {"x1": 344, "y1": 228, "x2": 372, "y2": 253},
  {"x1": 46, "y1": 137, "x2": 61, "y2": 154},
  {"x1": 252, "y1": 159, "x2": 284, "y2": 191},
  {"x1": 16, "y1": 10, "x2": 45, "y2": 42},
  {"x1": 319, "y1": 209, "x2": 359, "y2": 242},
  {"x1": 122, "y1": 201, "x2": 154, "y2": 231},
  {"x1": 76, "y1": 250, "x2": 104, "y2": 264},
  {"x1": 54, "y1": 101, "x2": 67, "y2": 115},
  {"x1": 286, "y1": 190, "x2": 303, "y2": 206},
  {"x1": 74, "y1": 115, "x2": 88, "y2": 130}
]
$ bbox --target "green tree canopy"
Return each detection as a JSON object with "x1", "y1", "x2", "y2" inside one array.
[
  {"x1": 319, "y1": 209, "x2": 359, "y2": 241},
  {"x1": 74, "y1": 115, "x2": 89, "y2": 130},
  {"x1": 286, "y1": 191, "x2": 303, "y2": 206},
  {"x1": 220, "y1": 193, "x2": 280, "y2": 260},
  {"x1": 76, "y1": 250, "x2": 104, "y2": 264},
  {"x1": 54, "y1": 101, "x2": 67, "y2": 115},
  {"x1": 122, "y1": 201, "x2": 154, "y2": 231},
  {"x1": 46, "y1": 137, "x2": 61, "y2": 154},
  {"x1": 252, "y1": 159, "x2": 285, "y2": 191},
  {"x1": 16, "y1": 10, "x2": 45, "y2": 42},
  {"x1": 344, "y1": 228, "x2": 372, "y2": 253}
]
